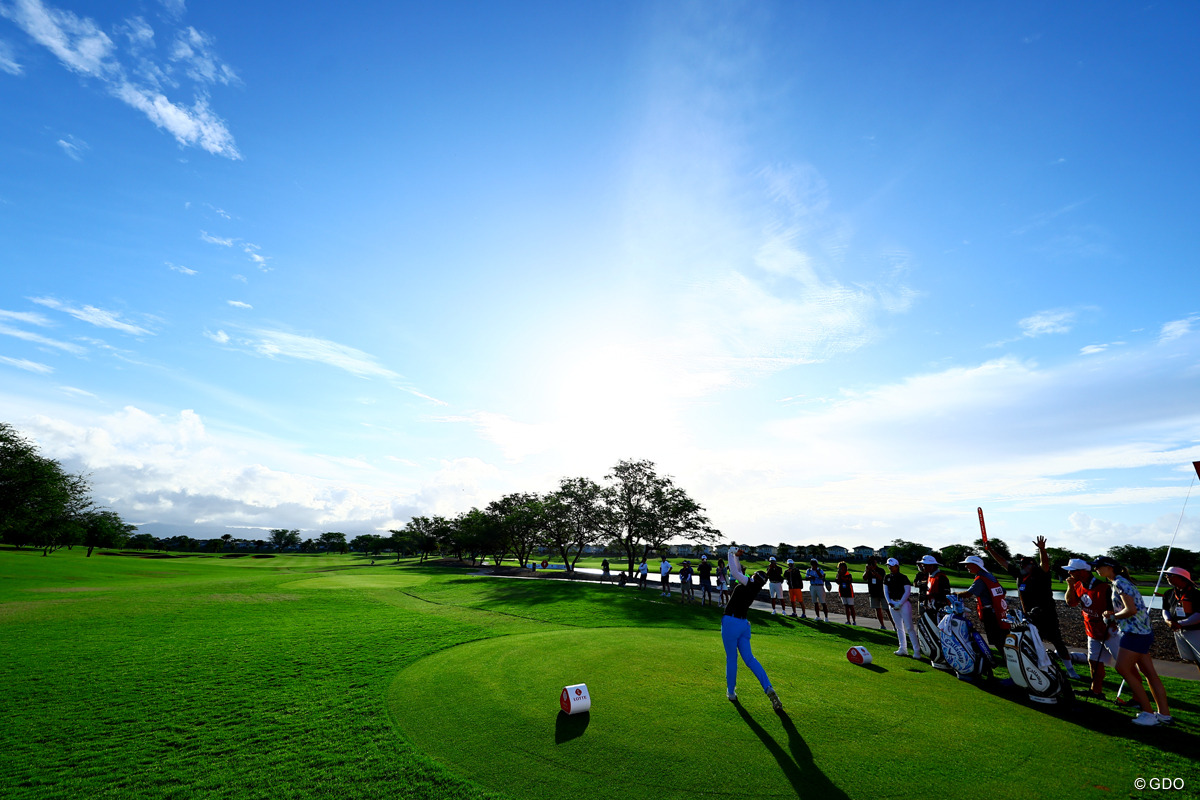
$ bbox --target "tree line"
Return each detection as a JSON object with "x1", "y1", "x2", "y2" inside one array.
[{"x1": 1, "y1": 422, "x2": 136, "y2": 556}]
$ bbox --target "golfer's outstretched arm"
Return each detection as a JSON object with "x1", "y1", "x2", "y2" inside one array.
[{"x1": 728, "y1": 549, "x2": 749, "y2": 586}]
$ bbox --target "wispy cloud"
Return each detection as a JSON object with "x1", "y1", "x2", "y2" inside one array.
[
  {"x1": 1011, "y1": 199, "x2": 1088, "y2": 236},
  {"x1": 204, "y1": 328, "x2": 230, "y2": 344},
  {"x1": 0, "y1": 323, "x2": 86, "y2": 354},
  {"x1": 1, "y1": 0, "x2": 240, "y2": 158},
  {"x1": 31, "y1": 296, "x2": 152, "y2": 335},
  {"x1": 0, "y1": 355, "x2": 53, "y2": 373},
  {"x1": 200, "y1": 230, "x2": 233, "y2": 246},
  {"x1": 59, "y1": 386, "x2": 97, "y2": 398},
  {"x1": 0, "y1": 309, "x2": 51, "y2": 326},
  {"x1": 1019, "y1": 308, "x2": 1075, "y2": 337},
  {"x1": 166, "y1": 261, "x2": 197, "y2": 275},
  {"x1": 1159, "y1": 315, "x2": 1198, "y2": 344},
  {"x1": 226, "y1": 300, "x2": 252, "y2": 309},
  {"x1": 56, "y1": 134, "x2": 88, "y2": 160},
  {"x1": 0, "y1": 38, "x2": 22, "y2": 74},
  {"x1": 245, "y1": 330, "x2": 400, "y2": 380}
]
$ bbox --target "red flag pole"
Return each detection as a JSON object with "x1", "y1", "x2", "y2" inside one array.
[{"x1": 977, "y1": 507, "x2": 988, "y2": 546}]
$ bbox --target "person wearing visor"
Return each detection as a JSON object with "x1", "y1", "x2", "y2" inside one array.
[
  {"x1": 1161, "y1": 566, "x2": 1200, "y2": 678},
  {"x1": 1064, "y1": 558, "x2": 1119, "y2": 700},
  {"x1": 883, "y1": 557, "x2": 916, "y2": 657},
  {"x1": 1093, "y1": 556, "x2": 1171, "y2": 726},
  {"x1": 722, "y1": 547, "x2": 783, "y2": 712},
  {"x1": 985, "y1": 535, "x2": 1080, "y2": 680}
]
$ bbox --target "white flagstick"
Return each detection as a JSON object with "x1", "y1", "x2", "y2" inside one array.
[{"x1": 1115, "y1": 469, "x2": 1196, "y2": 704}]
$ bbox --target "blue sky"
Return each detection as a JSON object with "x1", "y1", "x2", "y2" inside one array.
[{"x1": 2, "y1": 0, "x2": 1198, "y2": 554}]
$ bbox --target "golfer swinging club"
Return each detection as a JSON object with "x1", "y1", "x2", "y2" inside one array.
[{"x1": 723, "y1": 547, "x2": 783, "y2": 712}]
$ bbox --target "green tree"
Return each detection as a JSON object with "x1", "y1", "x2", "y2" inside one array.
[
  {"x1": 0, "y1": 422, "x2": 97, "y2": 555},
  {"x1": 318, "y1": 531, "x2": 348, "y2": 553},
  {"x1": 487, "y1": 493, "x2": 546, "y2": 569},
  {"x1": 350, "y1": 534, "x2": 383, "y2": 556},
  {"x1": 974, "y1": 536, "x2": 1010, "y2": 570},
  {"x1": 938, "y1": 543, "x2": 977, "y2": 568},
  {"x1": 604, "y1": 459, "x2": 659, "y2": 573},
  {"x1": 888, "y1": 539, "x2": 928, "y2": 564},
  {"x1": 128, "y1": 532, "x2": 157, "y2": 550},
  {"x1": 80, "y1": 509, "x2": 135, "y2": 557},
  {"x1": 543, "y1": 477, "x2": 609, "y2": 575},
  {"x1": 403, "y1": 516, "x2": 442, "y2": 563},
  {"x1": 269, "y1": 529, "x2": 301, "y2": 551}
]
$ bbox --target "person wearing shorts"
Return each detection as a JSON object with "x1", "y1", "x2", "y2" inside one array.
[
  {"x1": 835, "y1": 562, "x2": 856, "y2": 625},
  {"x1": 659, "y1": 556, "x2": 672, "y2": 597},
  {"x1": 766, "y1": 557, "x2": 785, "y2": 614},
  {"x1": 1161, "y1": 566, "x2": 1200, "y2": 677},
  {"x1": 717, "y1": 558, "x2": 729, "y2": 605},
  {"x1": 1094, "y1": 556, "x2": 1171, "y2": 726},
  {"x1": 1065, "y1": 558, "x2": 1120, "y2": 699},
  {"x1": 784, "y1": 559, "x2": 806, "y2": 618},
  {"x1": 638, "y1": 558, "x2": 649, "y2": 590},
  {"x1": 806, "y1": 560, "x2": 829, "y2": 621},
  {"x1": 679, "y1": 560, "x2": 695, "y2": 605},
  {"x1": 863, "y1": 556, "x2": 889, "y2": 630}
]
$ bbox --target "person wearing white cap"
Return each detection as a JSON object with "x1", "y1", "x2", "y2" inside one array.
[
  {"x1": 835, "y1": 561, "x2": 857, "y2": 625},
  {"x1": 883, "y1": 558, "x2": 916, "y2": 657},
  {"x1": 955, "y1": 554, "x2": 1011, "y2": 651},
  {"x1": 1161, "y1": 566, "x2": 1200, "y2": 677},
  {"x1": 659, "y1": 555, "x2": 672, "y2": 598},
  {"x1": 765, "y1": 556, "x2": 785, "y2": 614},
  {"x1": 783, "y1": 558, "x2": 807, "y2": 618},
  {"x1": 921, "y1": 554, "x2": 951, "y2": 612},
  {"x1": 679, "y1": 560, "x2": 695, "y2": 605},
  {"x1": 806, "y1": 559, "x2": 830, "y2": 622},
  {"x1": 1064, "y1": 558, "x2": 1120, "y2": 700}
]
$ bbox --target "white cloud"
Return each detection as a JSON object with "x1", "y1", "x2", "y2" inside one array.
[
  {"x1": 203, "y1": 328, "x2": 229, "y2": 344},
  {"x1": 31, "y1": 296, "x2": 152, "y2": 335},
  {"x1": 1019, "y1": 308, "x2": 1075, "y2": 337},
  {"x1": 0, "y1": 322, "x2": 86, "y2": 354},
  {"x1": 0, "y1": 309, "x2": 51, "y2": 326},
  {"x1": 0, "y1": 39, "x2": 22, "y2": 74},
  {"x1": 243, "y1": 330, "x2": 401, "y2": 380},
  {"x1": 3, "y1": 0, "x2": 240, "y2": 159},
  {"x1": 1159, "y1": 315, "x2": 1197, "y2": 344},
  {"x1": 157, "y1": 0, "x2": 185, "y2": 19},
  {"x1": 56, "y1": 134, "x2": 88, "y2": 161},
  {"x1": 1080, "y1": 344, "x2": 1107, "y2": 355},
  {"x1": 227, "y1": 300, "x2": 252, "y2": 309},
  {"x1": 167, "y1": 261, "x2": 197, "y2": 275},
  {"x1": 200, "y1": 230, "x2": 233, "y2": 246},
  {"x1": 59, "y1": 386, "x2": 97, "y2": 398},
  {"x1": 0, "y1": 355, "x2": 53, "y2": 373}
]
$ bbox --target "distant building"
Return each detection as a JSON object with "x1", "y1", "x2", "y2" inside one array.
[
  {"x1": 827, "y1": 545, "x2": 849, "y2": 560},
  {"x1": 756, "y1": 544, "x2": 778, "y2": 556},
  {"x1": 875, "y1": 546, "x2": 890, "y2": 559},
  {"x1": 852, "y1": 545, "x2": 875, "y2": 561}
]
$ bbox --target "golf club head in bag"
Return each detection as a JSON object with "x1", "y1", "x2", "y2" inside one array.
[
  {"x1": 917, "y1": 606, "x2": 951, "y2": 671},
  {"x1": 1004, "y1": 614, "x2": 1073, "y2": 706}
]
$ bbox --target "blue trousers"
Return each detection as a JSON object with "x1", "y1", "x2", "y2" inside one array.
[{"x1": 721, "y1": 615, "x2": 772, "y2": 695}]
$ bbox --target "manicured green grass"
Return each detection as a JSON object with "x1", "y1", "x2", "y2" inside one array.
[{"x1": 2, "y1": 548, "x2": 1197, "y2": 800}]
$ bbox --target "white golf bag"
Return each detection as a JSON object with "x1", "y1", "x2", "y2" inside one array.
[
  {"x1": 1003, "y1": 609, "x2": 1073, "y2": 705},
  {"x1": 938, "y1": 597, "x2": 994, "y2": 682},
  {"x1": 916, "y1": 603, "x2": 952, "y2": 671}
]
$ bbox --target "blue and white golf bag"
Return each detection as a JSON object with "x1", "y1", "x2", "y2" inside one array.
[
  {"x1": 916, "y1": 603, "x2": 951, "y2": 671},
  {"x1": 938, "y1": 597, "x2": 994, "y2": 681},
  {"x1": 1003, "y1": 609, "x2": 1073, "y2": 705}
]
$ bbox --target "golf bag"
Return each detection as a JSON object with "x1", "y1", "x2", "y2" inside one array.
[
  {"x1": 1003, "y1": 609, "x2": 1073, "y2": 706},
  {"x1": 938, "y1": 597, "x2": 994, "y2": 682},
  {"x1": 916, "y1": 604, "x2": 952, "y2": 671}
]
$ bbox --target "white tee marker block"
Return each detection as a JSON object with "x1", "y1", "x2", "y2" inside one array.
[{"x1": 560, "y1": 683, "x2": 591, "y2": 715}]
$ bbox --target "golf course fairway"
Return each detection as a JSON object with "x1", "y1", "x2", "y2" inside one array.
[
  {"x1": 3, "y1": 550, "x2": 1198, "y2": 799},
  {"x1": 392, "y1": 626, "x2": 1132, "y2": 800}
]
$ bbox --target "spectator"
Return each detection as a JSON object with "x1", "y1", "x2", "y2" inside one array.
[
  {"x1": 601, "y1": 558, "x2": 611, "y2": 583},
  {"x1": 835, "y1": 562, "x2": 856, "y2": 625},
  {"x1": 1093, "y1": 556, "x2": 1171, "y2": 726},
  {"x1": 617, "y1": 571, "x2": 628, "y2": 587},
  {"x1": 921, "y1": 555, "x2": 951, "y2": 612},
  {"x1": 863, "y1": 556, "x2": 890, "y2": 630},
  {"x1": 766, "y1": 556, "x2": 785, "y2": 615},
  {"x1": 955, "y1": 555, "x2": 1011, "y2": 652},
  {"x1": 986, "y1": 535, "x2": 1081, "y2": 680},
  {"x1": 806, "y1": 559, "x2": 830, "y2": 622},
  {"x1": 638, "y1": 558, "x2": 649, "y2": 590},
  {"x1": 722, "y1": 548, "x2": 783, "y2": 712},
  {"x1": 784, "y1": 558, "x2": 807, "y2": 618},
  {"x1": 679, "y1": 560, "x2": 695, "y2": 605},
  {"x1": 1064, "y1": 558, "x2": 1120, "y2": 700},
  {"x1": 698, "y1": 554, "x2": 714, "y2": 606},
  {"x1": 660, "y1": 555, "x2": 672, "y2": 597},
  {"x1": 1161, "y1": 567, "x2": 1200, "y2": 677},
  {"x1": 717, "y1": 558, "x2": 729, "y2": 605},
  {"x1": 884, "y1": 558, "x2": 916, "y2": 657}
]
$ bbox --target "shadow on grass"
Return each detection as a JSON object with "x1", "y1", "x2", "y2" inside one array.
[
  {"x1": 733, "y1": 702, "x2": 849, "y2": 800},
  {"x1": 554, "y1": 711, "x2": 589, "y2": 744}
]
